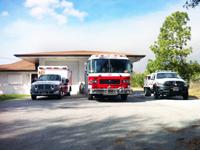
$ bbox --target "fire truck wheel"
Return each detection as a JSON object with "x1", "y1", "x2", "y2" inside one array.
[
  {"x1": 31, "y1": 95, "x2": 37, "y2": 100},
  {"x1": 88, "y1": 94, "x2": 93, "y2": 100},
  {"x1": 121, "y1": 94, "x2": 127, "y2": 101}
]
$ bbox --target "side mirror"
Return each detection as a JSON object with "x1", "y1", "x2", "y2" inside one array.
[
  {"x1": 62, "y1": 78, "x2": 69, "y2": 85},
  {"x1": 32, "y1": 78, "x2": 38, "y2": 83},
  {"x1": 62, "y1": 78, "x2": 66, "y2": 83}
]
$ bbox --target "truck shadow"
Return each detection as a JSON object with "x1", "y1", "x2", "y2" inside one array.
[
  {"x1": 127, "y1": 90, "x2": 199, "y2": 103},
  {"x1": 92, "y1": 93, "x2": 199, "y2": 103}
]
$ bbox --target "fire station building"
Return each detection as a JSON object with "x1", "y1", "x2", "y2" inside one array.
[{"x1": 0, "y1": 50, "x2": 145, "y2": 95}]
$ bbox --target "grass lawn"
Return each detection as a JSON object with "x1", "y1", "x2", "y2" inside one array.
[{"x1": 0, "y1": 94, "x2": 30, "y2": 101}]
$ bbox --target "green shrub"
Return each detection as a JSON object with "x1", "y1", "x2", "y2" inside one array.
[
  {"x1": 0, "y1": 94, "x2": 29, "y2": 101},
  {"x1": 131, "y1": 73, "x2": 145, "y2": 87}
]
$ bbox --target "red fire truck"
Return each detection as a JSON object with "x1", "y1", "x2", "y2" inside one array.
[{"x1": 85, "y1": 54, "x2": 133, "y2": 101}]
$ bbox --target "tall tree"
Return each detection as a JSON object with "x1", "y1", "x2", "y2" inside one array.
[
  {"x1": 147, "y1": 11, "x2": 198, "y2": 81},
  {"x1": 184, "y1": 0, "x2": 200, "y2": 8}
]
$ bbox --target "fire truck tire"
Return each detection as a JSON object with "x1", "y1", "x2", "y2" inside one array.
[
  {"x1": 121, "y1": 94, "x2": 127, "y2": 101},
  {"x1": 31, "y1": 95, "x2": 37, "y2": 100},
  {"x1": 88, "y1": 94, "x2": 93, "y2": 100}
]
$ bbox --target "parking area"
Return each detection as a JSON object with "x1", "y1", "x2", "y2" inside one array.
[{"x1": 0, "y1": 93, "x2": 200, "y2": 150}]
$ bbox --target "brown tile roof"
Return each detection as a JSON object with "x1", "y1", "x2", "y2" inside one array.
[
  {"x1": 0, "y1": 60, "x2": 36, "y2": 71},
  {"x1": 15, "y1": 50, "x2": 146, "y2": 57}
]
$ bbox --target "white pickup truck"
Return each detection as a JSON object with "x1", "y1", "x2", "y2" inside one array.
[{"x1": 143, "y1": 71, "x2": 189, "y2": 99}]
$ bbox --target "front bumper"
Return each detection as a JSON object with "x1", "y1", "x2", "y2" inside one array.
[
  {"x1": 31, "y1": 90, "x2": 60, "y2": 96},
  {"x1": 157, "y1": 86, "x2": 188, "y2": 96},
  {"x1": 89, "y1": 88, "x2": 132, "y2": 95}
]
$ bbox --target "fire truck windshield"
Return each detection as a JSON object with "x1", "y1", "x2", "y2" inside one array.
[{"x1": 89, "y1": 59, "x2": 132, "y2": 73}]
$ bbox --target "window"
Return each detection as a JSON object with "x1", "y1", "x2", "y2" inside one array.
[
  {"x1": 157, "y1": 73, "x2": 178, "y2": 79},
  {"x1": 88, "y1": 59, "x2": 132, "y2": 73},
  {"x1": 38, "y1": 74, "x2": 61, "y2": 81}
]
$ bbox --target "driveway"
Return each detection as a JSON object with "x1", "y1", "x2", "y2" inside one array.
[{"x1": 0, "y1": 94, "x2": 200, "y2": 150}]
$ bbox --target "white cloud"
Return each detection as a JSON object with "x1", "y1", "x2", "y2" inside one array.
[
  {"x1": 1, "y1": 1, "x2": 200, "y2": 71},
  {"x1": 1, "y1": 11, "x2": 9, "y2": 17},
  {"x1": 24, "y1": 0, "x2": 87, "y2": 24}
]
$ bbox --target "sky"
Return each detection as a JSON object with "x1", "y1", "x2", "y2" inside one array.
[{"x1": 0, "y1": 0, "x2": 200, "y2": 72}]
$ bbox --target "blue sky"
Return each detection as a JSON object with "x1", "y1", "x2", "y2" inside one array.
[
  {"x1": 0, "y1": 0, "x2": 199, "y2": 72},
  {"x1": 0, "y1": 0, "x2": 180, "y2": 25}
]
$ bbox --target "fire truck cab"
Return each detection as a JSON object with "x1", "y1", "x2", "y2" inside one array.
[{"x1": 85, "y1": 54, "x2": 133, "y2": 101}]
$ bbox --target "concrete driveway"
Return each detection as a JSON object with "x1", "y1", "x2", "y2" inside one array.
[{"x1": 0, "y1": 93, "x2": 200, "y2": 150}]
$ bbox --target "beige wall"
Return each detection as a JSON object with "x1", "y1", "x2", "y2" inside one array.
[
  {"x1": 0, "y1": 72, "x2": 32, "y2": 94},
  {"x1": 0, "y1": 57, "x2": 88, "y2": 95}
]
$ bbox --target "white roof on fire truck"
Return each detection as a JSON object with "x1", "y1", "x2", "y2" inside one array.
[{"x1": 88, "y1": 54, "x2": 129, "y2": 60}]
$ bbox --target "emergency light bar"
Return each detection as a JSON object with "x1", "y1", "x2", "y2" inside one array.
[
  {"x1": 90, "y1": 54, "x2": 128, "y2": 60},
  {"x1": 38, "y1": 66, "x2": 69, "y2": 70}
]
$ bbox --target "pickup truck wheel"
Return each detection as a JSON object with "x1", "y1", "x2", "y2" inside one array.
[
  {"x1": 154, "y1": 90, "x2": 160, "y2": 99},
  {"x1": 121, "y1": 94, "x2": 127, "y2": 101},
  {"x1": 144, "y1": 88, "x2": 151, "y2": 96},
  {"x1": 31, "y1": 95, "x2": 37, "y2": 100},
  {"x1": 88, "y1": 94, "x2": 93, "y2": 100},
  {"x1": 183, "y1": 92, "x2": 189, "y2": 100}
]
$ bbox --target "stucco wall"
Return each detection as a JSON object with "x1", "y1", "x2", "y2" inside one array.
[
  {"x1": 0, "y1": 72, "x2": 32, "y2": 94},
  {"x1": 0, "y1": 57, "x2": 88, "y2": 95}
]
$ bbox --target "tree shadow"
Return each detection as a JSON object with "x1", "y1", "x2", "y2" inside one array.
[
  {"x1": 0, "y1": 96, "x2": 89, "y2": 113},
  {"x1": 1, "y1": 114, "x2": 200, "y2": 150}
]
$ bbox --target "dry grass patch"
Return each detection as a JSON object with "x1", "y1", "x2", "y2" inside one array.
[{"x1": 189, "y1": 81, "x2": 200, "y2": 99}]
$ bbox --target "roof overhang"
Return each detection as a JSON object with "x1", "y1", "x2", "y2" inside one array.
[{"x1": 15, "y1": 50, "x2": 146, "y2": 63}]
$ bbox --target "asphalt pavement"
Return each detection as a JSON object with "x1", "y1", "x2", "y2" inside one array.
[{"x1": 0, "y1": 93, "x2": 200, "y2": 150}]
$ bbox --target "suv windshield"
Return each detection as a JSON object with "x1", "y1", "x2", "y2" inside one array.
[
  {"x1": 157, "y1": 73, "x2": 178, "y2": 79},
  {"x1": 38, "y1": 74, "x2": 61, "y2": 81},
  {"x1": 88, "y1": 59, "x2": 132, "y2": 73}
]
